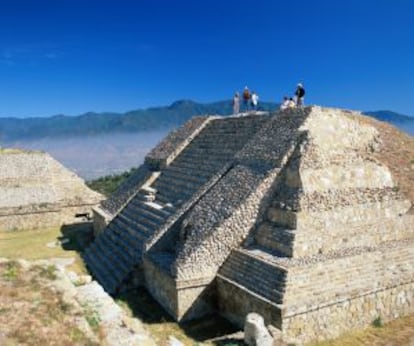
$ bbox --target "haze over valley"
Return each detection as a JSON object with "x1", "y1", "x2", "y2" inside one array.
[
  {"x1": 2, "y1": 130, "x2": 168, "y2": 180},
  {"x1": 1, "y1": 100, "x2": 413, "y2": 180}
]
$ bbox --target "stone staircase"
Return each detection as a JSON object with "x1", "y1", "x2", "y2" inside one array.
[
  {"x1": 254, "y1": 222, "x2": 296, "y2": 257},
  {"x1": 217, "y1": 218, "x2": 295, "y2": 323},
  {"x1": 83, "y1": 191, "x2": 175, "y2": 293},
  {"x1": 218, "y1": 247, "x2": 287, "y2": 305},
  {"x1": 153, "y1": 115, "x2": 269, "y2": 206},
  {"x1": 84, "y1": 114, "x2": 270, "y2": 294}
]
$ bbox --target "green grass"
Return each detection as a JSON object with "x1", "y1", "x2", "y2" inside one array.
[
  {"x1": 0, "y1": 225, "x2": 92, "y2": 274},
  {"x1": 2, "y1": 261, "x2": 20, "y2": 281},
  {"x1": 372, "y1": 316, "x2": 383, "y2": 328},
  {"x1": 37, "y1": 264, "x2": 58, "y2": 280},
  {"x1": 83, "y1": 305, "x2": 101, "y2": 332}
]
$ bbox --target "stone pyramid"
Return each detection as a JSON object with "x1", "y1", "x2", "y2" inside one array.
[
  {"x1": 87, "y1": 107, "x2": 414, "y2": 343},
  {"x1": 0, "y1": 149, "x2": 103, "y2": 231}
]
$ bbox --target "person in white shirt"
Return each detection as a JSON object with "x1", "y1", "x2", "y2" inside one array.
[
  {"x1": 280, "y1": 96, "x2": 290, "y2": 110},
  {"x1": 232, "y1": 92, "x2": 240, "y2": 114},
  {"x1": 288, "y1": 97, "x2": 296, "y2": 108},
  {"x1": 251, "y1": 91, "x2": 259, "y2": 111}
]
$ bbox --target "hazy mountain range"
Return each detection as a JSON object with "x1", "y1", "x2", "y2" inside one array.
[
  {"x1": 0, "y1": 100, "x2": 277, "y2": 141},
  {"x1": 0, "y1": 101, "x2": 412, "y2": 180},
  {"x1": 1, "y1": 100, "x2": 411, "y2": 141}
]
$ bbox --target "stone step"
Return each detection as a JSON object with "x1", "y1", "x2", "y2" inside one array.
[
  {"x1": 161, "y1": 168, "x2": 208, "y2": 186},
  {"x1": 168, "y1": 158, "x2": 223, "y2": 177},
  {"x1": 83, "y1": 251, "x2": 118, "y2": 293},
  {"x1": 138, "y1": 200, "x2": 174, "y2": 218},
  {"x1": 121, "y1": 205, "x2": 161, "y2": 231},
  {"x1": 205, "y1": 116, "x2": 268, "y2": 131},
  {"x1": 192, "y1": 129, "x2": 260, "y2": 142},
  {"x1": 219, "y1": 249, "x2": 287, "y2": 304},
  {"x1": 128, "y1": 199, "x2": 171, "y2": 225},
  {"x1": 94, "y1": 236, "x2": 130, "y2": 280},
  {"x1": 255, "y1": 223, "x2": 296, "y2": 257},
  {"x1": 135, "y1": 188, "x2": 156, "y2": 203},
  {"x1": 99, "y1": 231, "x2": 137, "y2": 266},
  {"x1": 154, "y1": 172, "x2": 205, "y2": 192},
  {"x1": 104, "y1": 224, "x2": 143, "y2": 258},
  {"x1": 177, "y1": 149, "x2": 236, "y2": 162},
  {"x1": 153, "y1": 193, "x2": 176, "y2": 206},
  {"x1": 188, "y1": 140, "x2": 248, "y2": 152},
  {"x1": 165, "y1": 163, "x2": 217, "y2": 181},
  {"x1": 154, "y1": 187, "x2": 194, "y2": 206},
  {"x1": 110, "y1": 215, "x2": 152, "y2": 248},
  {"x1": 112, "y1": 214, "x2": 151, "y2": 243},
  {"x1": 87, "y1": 242, "x2": 125, "y2": 293},
  {"x1": 153, "y1": 179, "x2": 197, "y2": 201}
]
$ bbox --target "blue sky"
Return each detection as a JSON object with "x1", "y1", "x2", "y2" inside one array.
[{"x1": 0, "y1": 0, "x2": 413, "y2": 117}]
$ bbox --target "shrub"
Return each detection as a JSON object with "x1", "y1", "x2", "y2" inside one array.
[
  {"x1": 372, "y1": 316, "x2": 383, "y2": 328},
  {"x1": 2, "y1": 261, "x2": 20, "y2": 281}
]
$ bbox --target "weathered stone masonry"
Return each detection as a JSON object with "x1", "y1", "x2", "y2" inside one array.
[
  {"x1": 85, "y1": 106, "x2": 414, "y2": 344},
  {"x1": 0, "y1": 151, "x2": 103, "y2": 231}
]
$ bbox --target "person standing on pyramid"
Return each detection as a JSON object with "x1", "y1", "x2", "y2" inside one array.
[
  {"x1": 280, "y1": 96, "x2": 290, "y2": 110},
  {"x1": 242, "y1": 86, "x2": 251, "y2": 112},
  {"x1": 288, "y1": 97, "x2": 296, "y2": 108},
  {"x1": 232, "y1": 92, "x2": 240, "y2": 114},
  {"x1": 251, "y1": 91, "x2": 259, "y2": 111},
  {"x1": 295, "y1": 83, "x2": 305, "y2": 107}
]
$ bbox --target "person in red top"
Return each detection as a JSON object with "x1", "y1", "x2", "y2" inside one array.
[{"x1": 242, "y1": 86, "x2": 251, "y2": 111}]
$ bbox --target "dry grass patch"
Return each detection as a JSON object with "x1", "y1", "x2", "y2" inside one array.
[
  {"x1": 0, "y1": 261, "x2": 98, "y2": 346},
  {"x1": 308, "y1": 313, "x2": 414, "y2": 345},
  {"x1": 348, "y1": 113, "x2": 414, "y2": 205}
]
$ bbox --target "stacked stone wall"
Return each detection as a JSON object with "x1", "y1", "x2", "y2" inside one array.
[
  {"x1": 0, "y1": 205, "x2": 95, "y2": 231},
  {"x1": 92, "y1": 206, "x2": 114, "y2": 236},
  {"x1": 143, "y1": 257, "x2": 178, "y2": 317},
  {"x1": 283, "y1": 281, "x2": 414, "y2": 343},
  {"x1": 293, "y1": 214, "x2": 413, "y2": 257},
  {"x1": 217, "y1": 276, "x2": 282, "y2": 328},
  {"x1": 0, "y1": 152, "x2": 102, "y2": 231},
  {"x1": 258, "y1": 214, "x2": 414, "y2": 258},
  {"x1": 277, "y1": 240, "x2": 414, "y2": 313}
]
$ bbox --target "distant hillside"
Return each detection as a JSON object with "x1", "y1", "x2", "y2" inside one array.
[
  {"x1": 364, "y1": 110, "x2": 414, "y2": 135},
  {"x1": 0, "y1": 101, "x2": 412, "y2": 141},
  {"x1": 0, "y1": 100, "x2": 278, "y2": 141}
]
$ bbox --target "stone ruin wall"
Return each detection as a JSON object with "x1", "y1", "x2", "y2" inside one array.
[
  {"x1": 0, "y1": 151, "x2": 102, "y2": 231},
  {"x1": 0, "y1": 205, "x2": 96, "y2": 232}
]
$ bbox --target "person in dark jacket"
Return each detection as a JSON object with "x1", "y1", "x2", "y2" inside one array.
[{"x1": 295, "y1": 83, "x2": 305, "y2": 107}]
